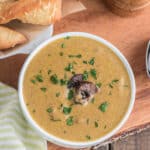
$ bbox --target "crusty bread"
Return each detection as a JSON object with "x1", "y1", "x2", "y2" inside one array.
[
  {"x1": 0, "y1": 0, "x2": 42, "y2": 24},
  {"x1": 18, "y1": 0, "x2": 62, "y2": 25},
  {"x1": 0, "y1": 0, "x2": 62, "y2": 25},
  {"x1": 0, "y1": 26, "x2": 27, "y2": 50}
]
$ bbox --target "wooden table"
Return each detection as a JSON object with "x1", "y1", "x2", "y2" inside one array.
[{"x1": 0, "y1": 0, "x2": 150, "y2": 149}]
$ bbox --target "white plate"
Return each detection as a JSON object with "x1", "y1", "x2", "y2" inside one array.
[{"x1": 0, "y1": 21, "x2": 53, "y2": 59}]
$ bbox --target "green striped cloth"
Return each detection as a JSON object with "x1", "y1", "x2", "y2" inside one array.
[{"x1": 0, "y1": 82, "x2": 47, "y2": 150}]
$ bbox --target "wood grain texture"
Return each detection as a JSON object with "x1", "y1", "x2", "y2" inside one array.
[
  {"x1": 0, "y1": 0, "x2": 150, "y2": 149},
  {"x1": 111, "y1": 128, "x2": 150, "y2": 150}
]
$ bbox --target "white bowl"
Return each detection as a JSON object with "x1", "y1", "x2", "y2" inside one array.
[{"x1": 18, "y1": 32, "x2": 136, "y2": 149}]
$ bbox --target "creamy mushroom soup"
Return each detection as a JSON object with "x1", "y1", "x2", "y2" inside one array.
[{"x1": 23, "y1": 36, "x2": 131, "y2": 142}]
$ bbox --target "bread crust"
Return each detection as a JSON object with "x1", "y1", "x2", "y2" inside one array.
[
  {"x1": 0, "y1": 0, "x2": 62, "y2": 25},
  {"x1": 0, "y1": 26, "x2": 27, "y2": 50}
]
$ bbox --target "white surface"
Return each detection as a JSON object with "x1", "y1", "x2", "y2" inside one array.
[{"x1": 18, "y1": 32, "x2": 136, "y2": 149}]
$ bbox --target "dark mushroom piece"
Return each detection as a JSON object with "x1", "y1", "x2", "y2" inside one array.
[
  {"x1": 74, "y1": 81, "x2": 98, "y2": 105},
  {"x1": 67, "y1": 74, "x2": 83, "y2": 88}
]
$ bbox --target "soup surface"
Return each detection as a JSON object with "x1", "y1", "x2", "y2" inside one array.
[{"x1": 23, "y1": 36, "x2": 131, "y2": 142}]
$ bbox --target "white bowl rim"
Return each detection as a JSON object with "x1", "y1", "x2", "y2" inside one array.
[{"x1": 18, "y1": 32, "x2": 136, "y2": 149}]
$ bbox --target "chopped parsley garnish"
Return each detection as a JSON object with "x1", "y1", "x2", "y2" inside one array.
[
  {"x1": 65, "y1": 63, "x2": 74, "y2": 72},
  {"x1": 86, "y1": 119, "x2": 89, "y2": 125},
  {"x1": 89, "y1": 57, "x2": 95, "y2": 65},
  {"x1": 66, "y1": 116, "x2": 74, "y2": 126},
  {"x1": 91, "y1": 98, "x2": 95, "y2": 104},
  {"x1": 59, "y1": 52, "x2": 64, "y2": 56},
  {"x1": 109, "y1": 84, "x2": 113, "y2": 88},
  {"x1": 64, "y1": 36, "x2": 70, "y2": 39},
  {"x1": 46, "y1": 107, "x2": 53, "y2": 113},
  {"x1": 61, "y1": 43, "x2": 65, "y2": 48},
  {"x1": 35, "y1": 74, "x2": 43, "y2": 82},
  {"x1": 83, "y1": 71, "x2": 88, "y2": 80},
  {"x1": 96, "y1": 82, "x2": 102, "y2": 88},
  {"x1": 50, "y1": 74, "x2": 59, "y2": 84},
  {"x1": 63, "y1": 107, "x2": 72, "y2": 115},
  {"x1": 99, "y1": 102, "x2": 108, "y2": 112},
  {"x1": 95, "y1": 121, "x2": 98, "y2": 128},
  {"x1": 68, "y1": 54, "x2": 82, "y2": 58},
  {"x1": 104, "y1": 125, "x2": 107, "y2": 129},
  {"x1": 47, "y1": 69, "x2": 52, "y2": 75},
  {"x1": 31, "y1": 79, "x2": 36, "y2": 84},
  {"x1": 83, "y1": 60, "x2": 88, "y2": 64},
  {"x1": 72, "y1": 71, "x2": 76, "y2": 75},
  {"x1": 60, "y1": 79, "x2": 68, "y2": 86},
  {"x1": 50, "y1": 118, "x2": 61, "y2": 122},
  {"x1": 56, "y1": 92, "x2": 60, "y2": 97},
  {"x1": 86, "y1": 135, "x2": 91, "y2": 140},
  {"x1": 112, "y1": 79, "x2": 119, "y2": 83},
  {"x1": 90, "y1": 69, "x2": 97, "y2": 79},
  {"x1": 40, "y1": 87, "x2": 47, "y2": 92},
  {"x1": 67, "y1": 90, "x2": 74, "y2": 100},
  {"x1": 109, "y1": 79, "x2": 119, "y2": 88}
]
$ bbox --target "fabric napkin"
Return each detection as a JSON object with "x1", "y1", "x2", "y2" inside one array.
[{"x1": 0, "y1": 82, "x2": 47, "y2": 150}]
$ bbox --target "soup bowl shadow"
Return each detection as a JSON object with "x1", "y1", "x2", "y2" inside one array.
[{"x1": 18, "y1": 32, "x2": 136, "y2": 149}]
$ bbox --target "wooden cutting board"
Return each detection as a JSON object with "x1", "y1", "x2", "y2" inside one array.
[{"x1": 0, "y1": 0, "x2": 150, "y2": 149}]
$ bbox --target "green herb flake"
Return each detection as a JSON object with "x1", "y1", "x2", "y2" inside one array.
[
  {"x1": 35, "y1": 74, "x2": 43, "y2": 82},
  {"x1": 59, "y1": 52, "x2": 64, "y2": 56},
  {"x1": 91, "y1": 98, "x2": 95, "y2": 104},
  {"x1": 65, "y1": 63, "x2": 73, "y2": 72},
  {"x1": 99, "y1": 102, "x2": 108, "y2": 112},
  {"x1": 47, "y1": 69, "x2": 52, "y2": 75},
  {"x1": 95, "y1": 121, "x2": 98, "y2": 128},
  {"x1": 89, "y1": 57, "x2": 95, "y2": 65},
  {"x1": 109, "y1": 79, "x2": 119, "y2": 88},
  {"x1": 86, "y1": 135, "x2": 91, "y2": 140},
  {"x1": 67, "y1": 90, "x2": 74, "y2": 100},
  {"x1": 109, "y1": 83, "x2": 113, "y2": 88},
  {"x1": 96, "y1": 82, "x2": 102, "y2": 88},
  {"x1": 63, "y1": 107, "x2": 72, "y2": 115},
  {"x1": 104, "y1": 125, "x2": 107, "y2": 129},
  {"x1": 61, "y1": 43, "x2": 65, "y2": 48},
  {"x1": 60, "y1": 79, "x2": 68, "y2": 86},
  {"x1": 50, "y1": 74, "x2": 59, "y2": 84},
  {"x1": 86, "y1": 119, "x2": 89, "y2": 125},
  {"x1": 66, "y1": 116, "x2": 74, "y2": 126},
  {"x1": 48, "y1": 54, "x2": 51, "y2": 56},
  {"x1": 72, "y1": 71, "x2": 76, "y2": 75},
  {"x1": 83, "y1": 60, "x2": 88, "y2": 64},
  {"x1": 46, "y1": 107, "x2": 53, "y2": 113},
  {"x1": 90, "y1": 69, "x2": 97, "y2": 80},
  {"x1": 31, "y1": 79, "x2": 36, "y2": 84},
  {"x1": 64, "y1": 36, "x2": 70, "y2": 39},
  {"x1": 50, "y1": 117, "x2": 61, "y2": 122},
  {"x1": 68, "y1": 54, "x2": 82, "y2": 58},
  {"x1": 32, "y1": 109, "x2": 36, "y2": 113},
  {"x1": 83, "y1": 71, "x2": 89, "y2": 80},
  {"x1": 112, "y1": 79, "x2": 119, "y2": 83},
  {"x1": 56, "y1": 92, "x2": 60, "y2": 97},
  {"x1": 40, "y1": 87, "x2": 47, "y2": 92}
]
